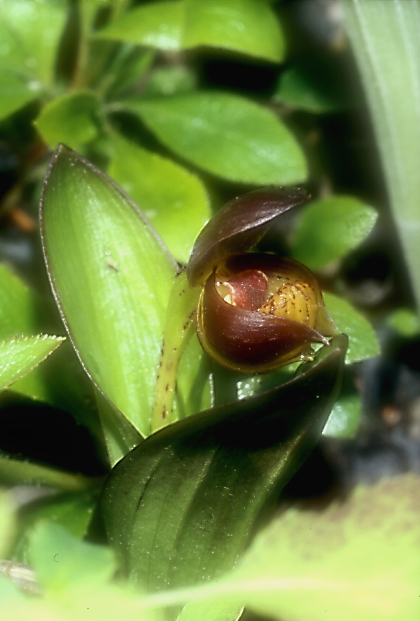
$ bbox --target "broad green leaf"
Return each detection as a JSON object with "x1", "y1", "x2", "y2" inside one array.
[
  {"x1": 292, "y1": 196, "x2": 378, "y2": 270},
  {"x1": 128, "y1": 92, "x2": 307, "y2": 184},
  {"x1": 138, "y1": 475, "x2": 420, "y2": 621},
  {"x1": 97, "y1": 0, "x2": 285, "y2": 63},
  {"x1": 35, "y1": 91, "x2": 103, "y2": 150},
  {"x1": 386, "y1": 307, "x2": 420, "y2": 338},
  {"x1": 108, "y1": 133, "x2": 210, "y2": 264},
  {"x1": 40, "y1": 145, "x2": 177, "y2": 437},
  {"x1": 102, "y1": 336, "x2": 346, "y2": 609},
  {"x1": 0, "y1": 490, "x2": 16, "y2": 559},
  {"x1": 13, "y1": 490, "x2": 100, "y2": 564},
  {"x1": 323, "y1": 392, "x2": 361, "y2": 437},
  {"x1": 275, "y1": 56, "x2": 355, "y2": 113},
  {"x1": 0, "y1": 456, "x2": 100, "y2": 491},
  {"x1": 0, "y1": 334, "x2": 64, "y2": 390},
  {"x1": 324, "y1": 292, "x2": 379, "y2": 364},
  {"x1": 0, "y1": 0, "x2": 67, "y2": 86},
  {"x1": 0, "y1": 73, "x2": 41, "y2": 121},
  {"x1": 341, "y1": 1, "x2": 420, "y2": 315},
  {"x1": 0, "y1": 264, "x2": 100, "y2": 435}
]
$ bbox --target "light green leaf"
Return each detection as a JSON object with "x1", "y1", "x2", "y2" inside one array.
[
  {"x1": 97, "y1": 0, "x2": 285, "y2": 63},
  {"x1": 226, "y1": 474, "x2": 420, "y2": 621},
  {"x1": 128, "y1": 92, "x2": 307, "y2": 184},
  {"x1": 0, "y1": 490, "x2": 16, "y2": 559},
  {"x1": 323, "y1": 392, "x2": 361, "y2": 437},
  {"x1": 182, "y1": 0, "x2": 285, "y2": 63},
  {"x1": 0, "y1": 335, "x2": 64, "y2": 391},
  {"x1": 30, "y1": 522, "x2": 115, "y2": 593},
  {"x1": 34, "y1": 91, "x2": 103, "y2": 150},
  {"x1": 40, "y1": 145, "x2": 177, "y2": 438},
  {"x1": 0, "y1": 264, "x2": 99, "y2": 435},
  {"x1": 0, "y1": 457, "x2": 99, "y2": 491},
  {"x1": 0, "y1": 0, "x2": 67, "y2": 86},
  {"x1": 292, "y1": 196, "x2": 378, "y2": 270},
  {"x1": 108, "y1": 133, "x2": 210, "y2": 264},
  {"x1": 386, "y1": 307, "x2": 420, "y2": 338},
  {"x1": 0, "y1": 73, "x2": 41, "y2": 121},
  {"x1": 13, "y1": 490, "x2": 100, "y2": 564},
  {"x1": 324, "y1": 292, "x2": 379, "y2": 364}
]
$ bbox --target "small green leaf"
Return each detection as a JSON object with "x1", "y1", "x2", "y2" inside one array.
[
  {"x1": 323, "y1": 392, "x2": 361, "y2": 438},
  {"x1": 13, "y1": 490, "x2": 100, "y2": 564},
  {"x1": 0, "y1": 335, "x2": 64, "y2": 391},
  {"x1": 40, "y1": 145, "x2": 177, "y2": 438},
  {"x1": 29, "y1": 522, "x2": 115, "y2": 593},
  {"x1": 108, "y1": 133, "x2": 210, "y2": 264},
  {"x1": 34, "y1": 91, "x2": 104, "y2": 150},
  {"x1": 0, "y1": 0, "x2": 67, "y2": 86},
  {"x1": 97, "y1": 0, "x2": 285, "y2": 63},
  {"x1": 0, "y1": 265, "x2": 101, "y2": 437},
  {"x1": 0, "y1": 73, "x2": 41, "y2": 121},
  {"x1": 128, "y1": 92, "x2": 307, "y2": 184},
  {"x1": 323, "y1": 292, "x2": 379, "y2": 364},
  {"x1": 0, "y1": 457, "x2": 100, "y2": 491},
  {"x1": 386, "y1": 307, "x2": 420, "y2": 338},
  {"x1": 102, "y1": 337, "x2": 346, "y2": 604},
  {"x1": 292, "y1": 196, "x2": 378, "y2": 270},
  {"x1": 275, "y1": 56, "x2": 355, "y2": 113}
]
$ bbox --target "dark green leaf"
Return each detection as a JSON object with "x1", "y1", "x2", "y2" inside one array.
[
  {"x1": 108, "y1": 133, "x2": 210, "y2": 264},
  {"x1": 40, "y1": 145, "x2": 177, "y2": 438},
  {"x1": 292, "y1": 196, "x2": 378, "y2": 270},
  {"x1": 34, "y1": 91, "x2": 104, "y2": 150},
  {"x1": 97, "y1": 0, "x2": 285, "y2": 63},
  {"x1": 102, "y1": 336, "x2": 346, "y2": 607},
  {"x1": 324, "y1": 292, "x2": 379, "y2": 364},
  {"x1": 128, "y1": 92, "x2": 307, "y2": 184},
  {"x1": 275, "y1": 56, "x2": 355, "y2": 113},
  {"x1": 0, "y1": 335, "x2": 64, "y2": 390}
]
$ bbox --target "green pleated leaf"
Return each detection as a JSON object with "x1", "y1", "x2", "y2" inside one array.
[
  {"x1": 102, "y1": 336, "x2": 346, "y2": 610},
  {"x1": 108, "y1": 133, "x2": 210, "y2": 264},
  {"x1": 0, "y1": 335, "x2": 64, "y2": 391},
  {"x1": 0, "y1": 0, "x2": 67, "y2": 86},
  {"x1": 35, "y1": 91, "x2": 104, "y2": 150},
  {"x1": 324, "y1": 292, "x2": 379, "y2": 364},
  {"x1": 40, "y1": 145, "x2": 177, "y2": 438},
  {"x1": 292, "y1": 196, "x2": 378, "y2": 270},
  {"x1": 96, "y1": 0, "x2": 285, "y2": 63},
  {"x1": 0, "y1": 73, "x2": 41, "y2": 121},
  {"x1": 128, "y1": 92, "x2": 307, "y2": 184}
]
